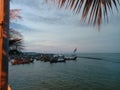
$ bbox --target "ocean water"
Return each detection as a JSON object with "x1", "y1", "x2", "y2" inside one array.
[{"x1": 9, "y1": 53, "x2": 120, "y2": 90}]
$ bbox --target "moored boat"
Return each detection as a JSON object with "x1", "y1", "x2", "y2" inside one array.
[
  {"x1": 64, "y1": 48, "x2": 77, "y2": 60},
  {"x1": 64, "y1": 56, "x2": 77, "y2": 60},
  {"x1": 50, "y1": 55, "x2": 66, "y2": 63},
  {"x1": 11, "y1": 57, "x2": 34, "y2": 65}
]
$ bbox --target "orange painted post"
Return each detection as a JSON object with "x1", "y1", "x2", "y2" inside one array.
[
  {"x1": 0, "y1": 0, "x2": 4, "y2": 89},
  {"x1": 0, "y1": 0, "x2": 9, "y2": 90}
]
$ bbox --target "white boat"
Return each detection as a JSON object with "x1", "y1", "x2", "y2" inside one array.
[{"x1": 65, "y1": 48, "x2": 77, "y2": 60}]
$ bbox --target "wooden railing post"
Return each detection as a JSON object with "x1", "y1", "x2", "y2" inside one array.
[{"x1": 0, "y1": 0, "x2": 9, "y2": 90}]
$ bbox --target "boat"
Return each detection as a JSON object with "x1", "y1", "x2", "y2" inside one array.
[
  {"x1": 64, "y1": 48, "x2": 77, "y2": 60},
  {"x1": 50, "y1": 54, "x2": 66, "y2": 63},
  {"x1": 11, "y1": 57, "x2": 34, "y2": 65},
  {"x1": 64, "y1": 56, "x2": 77, "y2": 60},
  {"x1": 57, "y1": 55, "x2": 66, "y2": 62}
]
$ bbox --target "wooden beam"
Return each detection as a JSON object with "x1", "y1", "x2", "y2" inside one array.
[{"x1": 0, "y1": 0, "x2": 9, "y2": 90}]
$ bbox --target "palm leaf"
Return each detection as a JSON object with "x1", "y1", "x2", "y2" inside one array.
[
  {"x1": 10, "y1": 28, "x2": 23, "y2": 39},
  {"x1": 9, "y1": 29, "x2": 24, "y2": 53},
  {"x1": 47, "y1": 0, "x2": 120, "y2": 27}
]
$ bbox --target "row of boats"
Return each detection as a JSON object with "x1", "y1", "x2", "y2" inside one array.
[
  {"x1": 10, "y1": 48, "x2": 78, "y2": 65},
  {"x1": 10, "y1": 54, "x2": 77, "y2": 65}
]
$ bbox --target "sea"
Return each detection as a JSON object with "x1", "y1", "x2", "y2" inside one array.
[{"x1": 9, "y1": 53, "x2": 120, "y2": 90}]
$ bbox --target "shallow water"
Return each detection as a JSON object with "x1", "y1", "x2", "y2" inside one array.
[{"x1": 9, "y1": 53, "x2": 120, "y2": 90}]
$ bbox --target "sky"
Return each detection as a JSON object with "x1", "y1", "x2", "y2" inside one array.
[{"x1": 10, "y1": 0, "x2": 120, "y2": 53}]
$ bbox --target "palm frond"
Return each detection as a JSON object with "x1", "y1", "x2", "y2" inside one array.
[
  {"x1": 10, "y1": 28, "x2": 23, "y2": 39},
  {"x1": 9, "y1": 29, "x2": 24, "y2": 52},
  {"x1": 47, "y1": 0, "x2": 120, "y2": 27}
]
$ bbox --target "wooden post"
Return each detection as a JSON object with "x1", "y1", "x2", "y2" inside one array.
[{"x1": 0, "y1": 0, "x2": 9, "y2": 90}]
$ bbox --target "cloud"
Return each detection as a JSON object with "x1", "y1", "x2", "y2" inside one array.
[{"x1": 10, "y1": 0, "x2": 120, "y2": 53}]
